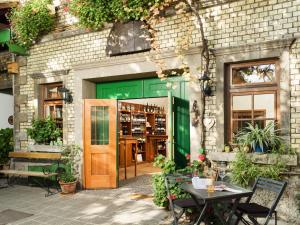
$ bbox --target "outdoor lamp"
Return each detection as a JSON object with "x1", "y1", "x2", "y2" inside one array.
[
  {"x1": 199, "y1": 71, "x2": 212, "y2": 96},
  {"x1": 58, "y1": 86, "x2": 73, "y2": 104}
]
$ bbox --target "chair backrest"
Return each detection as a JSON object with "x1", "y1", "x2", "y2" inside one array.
[
  {"x1": 248, "y1": 177, "x2": 287, "y2": 214},
  {"x1": 164, "y1": 174, "x2": 191, "y2": 206}
]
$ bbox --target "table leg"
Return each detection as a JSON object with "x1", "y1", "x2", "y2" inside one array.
[
  {"x1": 191, "y1": 194, "x2": 208, "y2": 225},
  {"x1": 225, "y1": 198, "x2": 240, "y2": 225},
  {"x1": 212, "y1": 202, "x2": 226, "y2": 225}
]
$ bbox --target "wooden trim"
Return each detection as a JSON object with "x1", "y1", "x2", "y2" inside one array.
[
  {"x1": 230, "y1": 59, "x2": 278, "y2": 88},
  {"x1": 226, "y1": 59, "x2": 280, "y2": 144},
  {"x1": 9, "y1": 152, "x2": 61, "y2": 160}
]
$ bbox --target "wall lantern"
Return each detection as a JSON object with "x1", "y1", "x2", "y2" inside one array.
[
  {"x1": 58, "y1": 86, "x2": 73, "y2": 104},
  {"x1": 199, "y1": 71, "x2": 212, "y2": 96}
]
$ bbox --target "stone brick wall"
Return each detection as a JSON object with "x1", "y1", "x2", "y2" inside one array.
[{"x1": 14, "y1": 0, "x2": 300, "y2": 221}]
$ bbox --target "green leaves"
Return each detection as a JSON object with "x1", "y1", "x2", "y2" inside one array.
[
  {"x1": 68, "y1": 0, "x2": 163, "y2": 30},
  {"x1": 235, "y1": 122, "x2": 285, "y2": 153},
  {"x1": 26, "y1": 117, "x2": 62, "y2": 145},
  {"x1": 230, "y1": 151, "x2": 286, "y2": 187},
  {"x1": 9, "y1": 0, "x2": 55, "y2": 48},
  {"x1": 0, "y1": 128, "x2": 13, "y2": 164},
  {"x1": 152, "y1": 155, "x2": 192, "y2": 207}
]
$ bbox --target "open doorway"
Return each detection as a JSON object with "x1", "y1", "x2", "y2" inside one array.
[{"x1": 118, "y1": 97, "x2": 169, "y2": 181}]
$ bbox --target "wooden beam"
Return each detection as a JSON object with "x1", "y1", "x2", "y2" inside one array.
[
  {"x1": 0, "y1": 1, "x2": 18, "y2": 9},
  {"x1": 9, "y1": 152, "x2": 62, "y2": 160}
]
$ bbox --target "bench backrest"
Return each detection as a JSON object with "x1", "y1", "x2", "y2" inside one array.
[{"x1": 9, "y1": 152, "x2": 61, "y2": 160}]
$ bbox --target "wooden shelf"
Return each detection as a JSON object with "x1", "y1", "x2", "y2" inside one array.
[{"x1": 118, "y1": 101, "x2": 167, "y2": 164}]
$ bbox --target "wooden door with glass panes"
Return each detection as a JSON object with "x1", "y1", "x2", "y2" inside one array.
[
  {"x1": 42, "y1": 83, "x2": 63, "y2": 129},
  {"x1": 83, "y1": 99, "x2": 118, "y2": 189}
]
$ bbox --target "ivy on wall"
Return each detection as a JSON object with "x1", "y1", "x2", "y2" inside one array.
[
  {"x1": 66, "y1": 0, "x2": 162, "y2": 30},
  {"x1": 9, "y1": 0, "x2": 55, "y2": 48}
]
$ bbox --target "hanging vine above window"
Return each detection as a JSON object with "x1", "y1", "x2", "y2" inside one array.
[
  {"x1": 66, "y1": 0, "x2": 163, "y2": 30},
  {"x1": 9, "y1": 0, "x2": 55, "y2": 48}
]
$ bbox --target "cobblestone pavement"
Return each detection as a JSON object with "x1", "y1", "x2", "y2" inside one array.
[
  {"x1": 0, "y1": 175, "x2": 293, "y2": 225},
  {"x1": 0, "y1": 175, "x2": 168, "y2": 225}
]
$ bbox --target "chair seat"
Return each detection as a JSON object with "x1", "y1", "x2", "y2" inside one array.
[
  {"x1": 237, "y1": 203, "x2": 271, "y2": 216},
  {"x1": 173, "y1": 198, "x2": 198, "y2": 208}
]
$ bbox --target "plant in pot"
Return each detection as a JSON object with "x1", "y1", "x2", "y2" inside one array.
[
  {"x1": 26, "y1": 117, "x2": 62, "y2": 152},
  {"x1": 59, "y1": 144, "x2": 81, "y2": 194},
  {"x1": 235, "y1": 122, "x2": 284, "y2": 153},
  {"x1": 0, "y1": 128, "x2": 13, "y2": 169}
]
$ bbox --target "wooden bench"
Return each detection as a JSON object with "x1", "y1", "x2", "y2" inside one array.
[{"x1": 0, "y1": 152, "x2": 62, "y2": 196}]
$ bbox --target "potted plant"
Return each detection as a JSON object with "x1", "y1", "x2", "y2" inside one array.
[
  {"x1": 0, "y1": 128, "x2": 13, "y2": 169},
  {"x1": 235, "y1": 122, "x2": 284, "y2": 153},
  {"x1": 59, "y1": 144, "x2": 81, "y2": 194},
  {"x1": 26, "y1": 117, "x2": 62, "y2": 152}
]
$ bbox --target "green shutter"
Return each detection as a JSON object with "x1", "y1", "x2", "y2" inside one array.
[
  {"x1": 0, "y1": 29, "x2": 10, "y2": 43},
  {"x1": 7, "y1": 43, "x2": 27, "y2": 56}
]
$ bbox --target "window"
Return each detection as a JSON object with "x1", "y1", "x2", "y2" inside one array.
[
  {"x1": 226, "y1": 59, "x2": 279, "y2": 143},
  {"x1": 41, "y1": 82, "x2": 63, "y2": 130}
]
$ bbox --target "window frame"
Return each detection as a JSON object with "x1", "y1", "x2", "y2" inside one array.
[
  {"x1": 40, "y1": 82, "x2": 63, "y2": 130},
  {"x1": 225, "y1": 59, "x2": 280, "y2": 144}
]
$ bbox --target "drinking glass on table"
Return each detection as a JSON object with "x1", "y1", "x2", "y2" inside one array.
[{"x1": 218, "y1": 162, "x2": 227, "y2": 185}]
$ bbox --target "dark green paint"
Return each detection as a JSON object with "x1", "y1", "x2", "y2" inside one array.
[
  {"x1": 0, "y1": 29, "x2": 10, "y2": 43},
  {"x1": 96, "y1": 80, "x2": 143, "y2": 99},
  {"x1": 173, "y1": 97, "x2": 190, "y2": 168}
]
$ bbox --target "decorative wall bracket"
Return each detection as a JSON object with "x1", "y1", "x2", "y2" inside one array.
[{"x1": 191, "y1": 100, "x2": 200, "y2": 127}]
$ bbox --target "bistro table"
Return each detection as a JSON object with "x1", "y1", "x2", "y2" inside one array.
[{"x1": 180, "y1": 182, "x2": 253, "y2": 225}]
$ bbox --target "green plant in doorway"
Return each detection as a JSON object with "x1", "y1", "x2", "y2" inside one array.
[
  {"x1": 9, "y1": 0, "x2": 55, "y2": 48},
  {"x1": 26, "y1": 117, "x2": 62, "y2": 145},
  {"x1": 152, "y1": 154, "x2": 189, "y2": 207},
  {"x1": 0, "y1": 128, "x2": 13, "y2": 164}
]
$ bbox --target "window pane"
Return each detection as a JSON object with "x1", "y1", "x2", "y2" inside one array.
[
  {"x1": 232, "y1": 64, "x2": 275, "y2": 85},
  {"x1": 232, "y1": 120, "x2": 252, "y2": 138},
  {"x1": 254, "y1": 94, "x2": 275, "y2": 118},
  {"x1": 254, "y1": 120, "x2": 275, "y2": 129},
  {"x1": 232, "y1": 95, "x2": 252, "y2": 110},
  {"x1": 91, "y1": 106, "x2": 109, "y2": 145}
]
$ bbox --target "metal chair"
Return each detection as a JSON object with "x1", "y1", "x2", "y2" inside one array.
[
  {"x1": 165, "y1": 174, "x2": 203, "y2": 225},
  {"x1": 235, "y1": 177, "x2": 287, "y2": 225}
]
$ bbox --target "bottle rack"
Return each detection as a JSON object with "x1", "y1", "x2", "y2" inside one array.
[{"x1": 155, "y1": 114, "x2": 166, "y2": 135}]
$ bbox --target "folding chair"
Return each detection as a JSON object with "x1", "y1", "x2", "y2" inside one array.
[
  {"x1": 165, "y1": 174, "x2": 203, "y2": 225},
  {"x1": 235, "y1": 177, "x2": 287, "y2": 225}
]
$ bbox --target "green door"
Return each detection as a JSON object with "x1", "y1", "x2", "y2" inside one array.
[{"x1": 173, "y1": 96, "x2": 190, "y2": 168}]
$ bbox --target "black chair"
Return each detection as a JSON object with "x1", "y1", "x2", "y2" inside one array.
[
  {"x1": 235, "y1": 177, "x2": 287, "y2": 225},
  {"x1": 165, "y1": 174, "x2": 203, "y2": 225}
]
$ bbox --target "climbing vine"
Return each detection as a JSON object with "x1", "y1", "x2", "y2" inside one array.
[
  {"x1": 9, "y1": 0, "x2": 55, "y2": 48},
  {"x1": 66, "y1": 0, "x2": 163, "y2": 30},
  {"x1": 144, "y1": 0, "x2": 213, "y2": 149}
]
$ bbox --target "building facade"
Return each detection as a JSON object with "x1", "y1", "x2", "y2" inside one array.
[{"x1": 8, "y1": 0, "x2": 300, "y2": 222}]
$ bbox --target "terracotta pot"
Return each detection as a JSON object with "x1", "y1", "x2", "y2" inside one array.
[{"x1": 59, "y1": 180, "x2": 77, "y2": 194}]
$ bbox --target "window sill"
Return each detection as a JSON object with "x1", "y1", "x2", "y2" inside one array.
[
  {"x1": 28, "y1": 144, "x2": 62, "y2": 153},
  {"x1": 208, "y1": 152, "x2": 298, "y2": 166}
]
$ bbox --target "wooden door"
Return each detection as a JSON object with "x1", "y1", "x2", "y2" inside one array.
[{"x1": 84, "y1": 99, "x2": 117, "y2": 189}]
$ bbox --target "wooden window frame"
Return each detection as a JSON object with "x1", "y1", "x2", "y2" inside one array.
[
  {"x1": 225, "y1": 59, "x2": 280, "y2": 144},
  {"x1": 40, "y1": 82, "x2": 63, "y2": 130}
]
